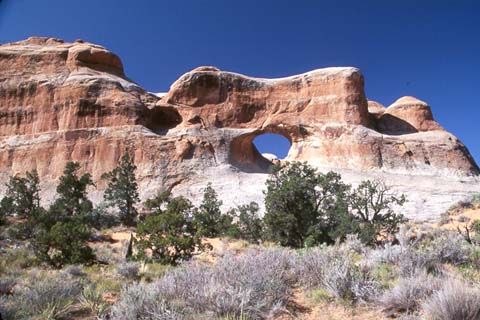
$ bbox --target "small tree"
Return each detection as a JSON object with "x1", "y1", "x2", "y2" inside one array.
[
  {"x1": 228, "y1": 202, "x2": 264, "y2": 243},
  {"x1": 349, "y1": 179, "x2": 406, "y2": 245},
  {"x1": 49, "y1": 162, "x2": 94, "y2": 222},
  {"x1": 263, "y1": 162, "x2": 350, "y2": 248},
  {"x1": 101, "y1": 152, "x2": 140, "y2": 227},
  {"x1": 32, "y1": 162, "x2": 95, "y2": 267},
  {"x1": 0, "y1": 197, "x2": 8, "y2": 226},
  {"x1": 1, "y1": 170, "x2": 41, "y2": 218},
  {"x1": 135, "y1": 191, "x2": 203, "y2": 265},
  {"x1": 194, "y1": 183, "x2": 231, "y2": 237},
  {"x1": 0, "y1": 170, "x2": 42, "y2": 239},
  {"x1": 33, "y1": 220, "x2": 94, "y2": 268}
]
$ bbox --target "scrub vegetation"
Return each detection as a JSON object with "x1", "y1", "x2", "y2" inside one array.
[{"x1": 1, "y1": 157, "x2": 479, "y2": 319}]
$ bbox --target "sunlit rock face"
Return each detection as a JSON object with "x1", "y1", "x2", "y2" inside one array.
[{"x1": 0, "y1": 37, "x2": 478, "y2": 219}]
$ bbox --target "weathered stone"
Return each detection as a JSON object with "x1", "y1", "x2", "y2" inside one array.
[
  {"x1": 0, "y1": 38, "x2": 478, "y2": 220},
  {"x1": 378, "y1": 96, "x2": 444, "y2": 135}
]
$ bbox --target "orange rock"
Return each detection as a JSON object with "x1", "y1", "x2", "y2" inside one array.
[
  {"x1": 0, "y1": 38, "x2": 478, "y2": 216},
  {"x1": 378, "y1": 96, "x2": 444, "y2": 134}
]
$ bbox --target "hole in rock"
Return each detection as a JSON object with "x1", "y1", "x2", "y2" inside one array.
[
  {"x1": 145, "y1": 106, "x2": 182, "y2": 134},
  {"x1": 253, "y1": 133, "x2": 292, "y2": 161}
]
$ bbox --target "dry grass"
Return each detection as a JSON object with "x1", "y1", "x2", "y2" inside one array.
[
  {"x1": 438, "y1": 208, "x2": 480, "y2": 230},
  {"x1": 281, "y1": 289, "x2": 386, "y2": 320}
]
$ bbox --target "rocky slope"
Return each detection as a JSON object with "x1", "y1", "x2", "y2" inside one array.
[{"x1": 0, "y1": 37, "x2": 478, "y2": 219}]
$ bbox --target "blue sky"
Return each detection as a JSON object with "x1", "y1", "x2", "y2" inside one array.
[{"x1": 1, "y1": 0, "x2": 479, "y2": 162}]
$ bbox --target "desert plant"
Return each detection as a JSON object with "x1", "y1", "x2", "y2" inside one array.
[
  {"x1": 0, "y1": 247, "x2": 38, "y2": 271},
  {"x1": 79, "y1": 284, "x2": 110, "y2": 319},
  {"x1": 438, "y1": 212, "x2": 451, "y2": 226},
  {"x1": 48, "y1": 161, "x2": 94, "y2": 221},
  {"x1": 32, "y1": 219, "x2": 95, "y2": 268},
  {"x1": 456, "y1": 219, "x2": 480, "y2": 245},
  {"x1": 135, "y1": 191, "x2": 203, "y2": 265},
  {"x1": 116, "y1": 261, "x2": 140, "y2": 280},
  {"x1": 426, "y1": 231, "x2": 472, "y2": 265},
  {"x1": 0, "y1": 170, "x2": 41, "y2": 219},
  {"x1": 369, "y1": 241, "x2": 442, "y2": 276},
  {"x1": 155, "y1": 247, "x2": 295, "y2": 319},
  {"x1": 380, "y1": 272, "x2": 440, "y2": 315},
  {"x1": 0, "y1": 278, "x2": 16, "y2": 296},
  {"x1": 0, "y1": 273, "x2": 83, "y2": 319},
  {"x1": 227, "y1": 201, "x2": 264, "y2": 243},
  {"x1": 342, "y1": 234, "x2": 368, "y2": 254},
  {"x1": 194, "y1": 183, "x2": 232, "y2": 237},
  {"x1": 369, "y1": 243, "x2": 404, "y2": 265},
  {"x1": 296, "y1": 245, "x2": 379, "y2": 303},
  {"x1": 396, "y1": 314, "x2": 422, "y2": 320},
  {"x1": 422, "y1": 279, "x2": 480, "y2": 320},
  {"x1": 102, "y1": 152, "x2": 140, "y2": 227},
  {"x1": 31, "y1": 162, "x2": 96, "y2": 267},
  {"x1": 396, "y1": 247, "x2": 441, "y2": 276},
  {"x1": 447, "y1": 198, "x2": 477, "y2": 216},
  {"x1": 263, "y1": 162, "x2": 350, "y2": 247},
  {"x1": 349, "y1": 179, "x2": 407, "y2": 245},
  {"x1": 110, "y1": 282, "x2": 185, "y2": 320},
  {"x1": 1, "y1": 170, "x2": 43, "y2": 239},
  {"x1": 61, "y1": 264, "x2": 86, "y2": 278}
]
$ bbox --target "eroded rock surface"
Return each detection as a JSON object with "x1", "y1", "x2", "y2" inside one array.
[{"x1": 0, "y1": 37, "x2": 478, "y2": 219}]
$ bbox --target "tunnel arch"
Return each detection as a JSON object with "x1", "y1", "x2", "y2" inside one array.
[
  {"x1": 229, "y1": 126, "x2": 298, "y2": 172},
  {"x1": 253, "y1": 133, "x2": 291, "y2": 160}
]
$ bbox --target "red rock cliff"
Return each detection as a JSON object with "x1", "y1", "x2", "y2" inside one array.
[{"x1": 0, "y1": 37, "x2": 478, "y2": 216}]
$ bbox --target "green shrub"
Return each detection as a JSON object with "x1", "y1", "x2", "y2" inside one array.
[
  {"x1": 0, "y1": 198, "x2": 7, "y2": 226},
  {"x1": 31, "y1": 162, "x2": 96, "y2": 268},
  {"x1": 263, "y1": 162, "x2": 350, "y2": 247},
  {"x1": 32, "y1": 220, "x2": 95, "y2": 268},
  {"x1": 349, "y1": 180, "x2": 406, "y2": 245},
  {"x1": 227, "y1": 201, "x2": 264, "y2": 243},
  {"x1": 308, "y1": 288, "x2": 332, "y2": 303},
  {"x1": 194, "y1": 183, "x2": 232, "y2": 237},
  {"x1": 263, "y1": 162, "x2": 406, "y2": 247},
  {"x1": 0, "y1": 170, "x2": 41, "y2": 219},
  {"x1": 135, "y1": 191, "x2": 204, "y2": 265},
  {"x1": 0, "y1": 247, "x2": 38, "y2": 272},
  {"x1": 0, "y1": 170, "x2": 43, "y2": 239},
  {"x1": 48, "y1": 162, "x2": 94, "y2": 222},
  {"x1": 370, "y1": 263, "x2": 396, "y2": 289},
  {"x1": 79, "y1": 283, "x2": 110, "y2": 319},
  {"x1": 101, "y1": 152, "x2": 140, "y2": 227}
]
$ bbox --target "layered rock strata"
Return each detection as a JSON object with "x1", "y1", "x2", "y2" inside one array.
[{"x1": 0, "y1": 37, "x2": 478, "y2": 219}]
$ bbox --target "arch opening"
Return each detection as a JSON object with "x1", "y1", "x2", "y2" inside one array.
[
  {"x1": 253, "y1": 133, "x2": 291, "y2": 161},
  {"x1": 229, "y1": 130, "x2": 293, "y2": 173}
]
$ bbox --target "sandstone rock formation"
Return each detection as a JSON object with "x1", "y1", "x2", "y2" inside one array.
[{"x1": 0, "y1": 37, "x2": 478, "y2": 219}]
